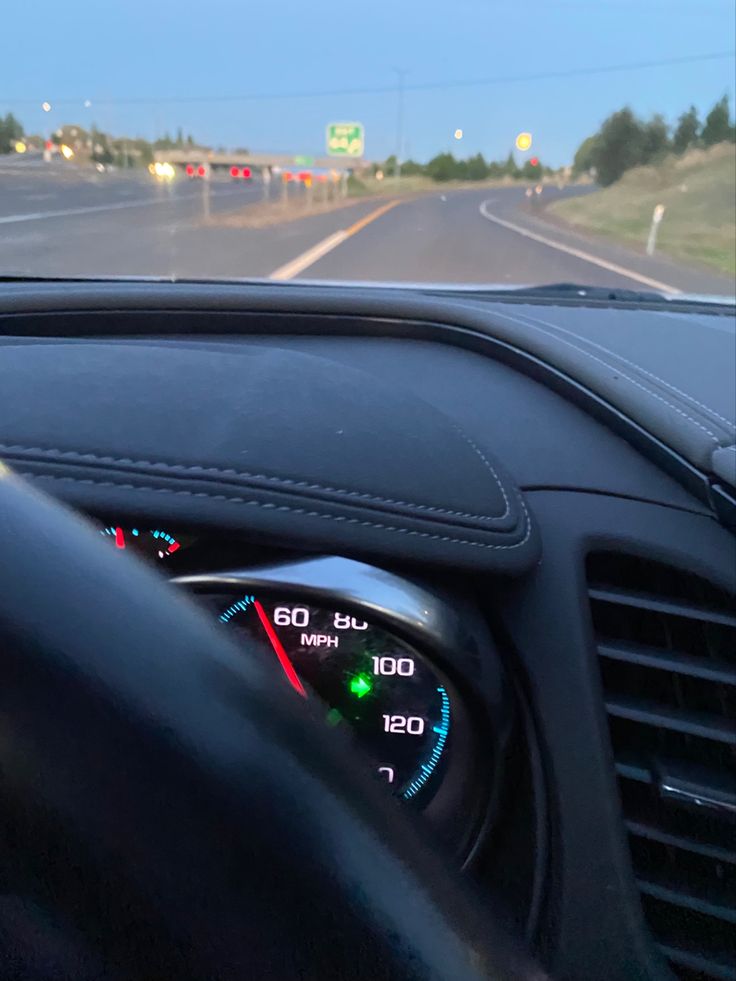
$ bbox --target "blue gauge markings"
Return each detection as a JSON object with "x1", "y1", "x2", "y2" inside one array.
[
  {"x1": 402, "y1": 686, "x2": 450, "y2": 800},
  {"x1": 219, "y1": 596, "x2": 256, "y2": 623}
]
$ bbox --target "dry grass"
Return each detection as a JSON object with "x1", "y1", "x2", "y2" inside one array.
[
  {"x1": 204, "y1": 191, "x2": 380, "y2": 229},
  {"x1": 549, "y1": 143, "x2": 736, "y2": 277}
]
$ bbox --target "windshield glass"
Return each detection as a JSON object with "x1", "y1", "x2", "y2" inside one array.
[{"x1": 2, "y1": 1, "x2": 735, "y2": 298}]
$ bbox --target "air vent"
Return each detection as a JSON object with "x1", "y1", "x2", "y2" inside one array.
[{"x1": 587, "y1": 553, "x2": 736, "y2": 981}]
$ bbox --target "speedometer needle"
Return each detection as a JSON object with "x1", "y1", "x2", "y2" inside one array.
[{"x1": 253, "y1": 600, "x2": 307, "y2": 699}]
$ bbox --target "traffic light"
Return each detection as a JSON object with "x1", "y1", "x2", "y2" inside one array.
[{"x1": 530, "y1": 156, "x2": 539, "y2": 167}]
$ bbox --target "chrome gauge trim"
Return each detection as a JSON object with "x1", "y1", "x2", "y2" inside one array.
[
  {"x1": 173, "y1": 554, "x2": 469, "y2": 658},
  {"x1": 174, "y1": 554, "x2": 493, "y2": 855}
]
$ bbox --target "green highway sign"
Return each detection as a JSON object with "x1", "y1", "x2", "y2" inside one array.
[
  {"x1": 294, "y1": 154, "x2": 315, "y2": 166},
  {"x1": 326, "y1": 122, "x2": 364, "y2": 157}
]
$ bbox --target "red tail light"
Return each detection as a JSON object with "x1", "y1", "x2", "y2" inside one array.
[
  {"x1": 242, "y1": 167, "x2": 251, "y2": 179},
  {"x1": 185, "y1": 164, "x2": 194, "y2": 176},
  {"x1": 197, "y1": 165, "x2": 206, "y2": 177},
  {"x1": 230, "y1": 166, "x2": 240, "y2": 177}
]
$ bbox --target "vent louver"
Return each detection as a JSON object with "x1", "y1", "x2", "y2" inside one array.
[{"x1": 587, "y1": 553, "x2": 735, "y2": 981}]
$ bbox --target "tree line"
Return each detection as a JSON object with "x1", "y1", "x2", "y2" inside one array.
[
  {"x1": 0, "y1": 114, "x2": 202, "y2": 164},
  {"x1": 0, "y1": 112, "x2": 24, "y2": 152},
  {"x1": 573, "y1": 95, "x2": 735, "y2": 186},
  {"x1": 375, "y1": 150, "x2": 550, "y2": 183}
]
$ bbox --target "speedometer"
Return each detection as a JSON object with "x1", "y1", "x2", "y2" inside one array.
[{"x1": 219, "y1": 596, "x2": 451, "y2": 801}]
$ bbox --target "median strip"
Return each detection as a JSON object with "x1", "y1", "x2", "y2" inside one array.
[{"x1": 269, "y1": 200, "x2": 401, "y2": 280}]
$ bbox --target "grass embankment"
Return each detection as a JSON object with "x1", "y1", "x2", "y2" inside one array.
[{"x1": 548, "y1": 143, "x2": 736, "y2": 277}]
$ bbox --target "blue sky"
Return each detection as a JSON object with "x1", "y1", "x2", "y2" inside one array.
[{"x1": 4, "y1": 0, "x2": 735, "y2": 166}]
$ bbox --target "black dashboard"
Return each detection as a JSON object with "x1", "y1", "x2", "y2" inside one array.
[{"x1": 0, "y1": 281, "x2": 734, "y2": 981}]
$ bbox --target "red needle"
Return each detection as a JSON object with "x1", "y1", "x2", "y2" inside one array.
[
  {"x1": 114, "y1": 526, "x2": 125, "y2": 549},
  {"x1": 253, "y1": 600, "x2": 307, "y2": 698}
]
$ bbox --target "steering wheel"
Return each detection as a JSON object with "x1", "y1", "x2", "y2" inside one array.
[{"x1": 0, "y1": 470, "x2": 544, "y2": 980}]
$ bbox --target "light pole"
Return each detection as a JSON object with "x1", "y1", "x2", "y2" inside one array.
[
  {"x1": 41, "y1": 101, "x2": 52, "y2": 162},
  {"x1": 392, "y1": 68, "x2": 407, "y2": 184}
]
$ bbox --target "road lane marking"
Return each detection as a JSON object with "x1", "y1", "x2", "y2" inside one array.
[
  {"x1": 270, "y1": 230, "x2": 348, "y2": 280},
  {"x1": 0, "y1": 185, "x2": 248, "y2": 226},
  {"x1": 478, "y1": 199, "x2": 681, "y2": 294},
  {"x1": 342, "y1": 199, "x2": 401, "y2": 238},
  {"x1": 269, "y1": 199, "x2": 401, "y2": 280}
]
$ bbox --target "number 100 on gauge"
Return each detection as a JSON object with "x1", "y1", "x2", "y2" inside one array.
[{"x1": 219, "y1": 597, "x2": 450, "y2": 801}]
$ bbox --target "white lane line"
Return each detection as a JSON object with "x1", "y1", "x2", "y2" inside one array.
[
  {"x1": 269, "y1": 200, "x2": 402, "y2": 280},
  {"x1": 478, "y1": 199, "x2": 681, "y2": 294},
  {"x1": 270, "y1": 230, "x2": 348, "y2": 280},
  {"x1": 0, "y1": 185, "x2": 248, "y2": 226}
]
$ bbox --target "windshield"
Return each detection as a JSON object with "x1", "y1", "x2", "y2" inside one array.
[{"x1": 2, "y1": 1, "x2": 735, "y2": 298}]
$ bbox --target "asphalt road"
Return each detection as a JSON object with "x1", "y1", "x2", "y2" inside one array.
[{"x1": 0, "y1": 165, "x2": 732, "y2": 297}]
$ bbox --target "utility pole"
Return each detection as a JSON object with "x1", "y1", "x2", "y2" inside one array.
[{"x1": 393, "y1": 68, "x2": 407, "y2": 184}]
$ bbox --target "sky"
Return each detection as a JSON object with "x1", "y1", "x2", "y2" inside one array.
[{"x1": 3, "y1": 0, "x2": 735, "y2": 167}]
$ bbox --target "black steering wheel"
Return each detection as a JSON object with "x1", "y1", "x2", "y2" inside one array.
[{"x1": 0, "y1": 470, "x2": 544, "y2": 980}]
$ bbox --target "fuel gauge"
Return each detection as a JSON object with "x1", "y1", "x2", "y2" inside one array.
[{"x1": 100, "y1": 525, "x2": 183, "y2": 561}]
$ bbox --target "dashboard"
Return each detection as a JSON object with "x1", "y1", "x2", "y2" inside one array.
[{"x1": 0, "y1": 281, "x2": 734, "y2": 981}]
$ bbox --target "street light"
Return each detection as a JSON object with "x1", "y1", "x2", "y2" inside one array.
[
  {"x1": 454, "y1": 128, "x2": 463, "y2": 140},
  {"x1": 515, "y1": 131, "x2": 532, "y2": 152},
  {"x1": 41, "y1": 101, "x2": 51, "y2": 112}
]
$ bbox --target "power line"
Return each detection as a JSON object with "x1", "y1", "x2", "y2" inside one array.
[{"x1": 4, "y1": 50, "x2": 734, "y2": 108}]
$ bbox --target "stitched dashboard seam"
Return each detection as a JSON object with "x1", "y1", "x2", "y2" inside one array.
[
  {"x1": 18, "y1": 470, "x2": 533, "y2": 551},
  {"x1": 450, "y1": 425, "x2": 511, "y2": 520},
  {"x1": 508, "y1": 310, "x2": 736, "y2": 430},
  {"x1": 482, "y1": 308, "x2": 723, "y2": 444},
  {"x1": 0, "y1": 441, "x2": 511, "y2": 523}
]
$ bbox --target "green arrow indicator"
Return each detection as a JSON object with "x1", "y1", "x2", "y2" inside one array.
[{"x1": 349, "y1": 673, "x2": 373, "y2": 699}]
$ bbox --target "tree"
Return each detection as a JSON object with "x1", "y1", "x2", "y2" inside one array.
[
  {"x1": 466, "y1": 152, "x2": 489, "y2": 180},
  {"x1": 89, "y1": 124, "x2": 113, "y2": 164},
  {"x1": 380, "y1": 154, "x2": 397, "y2": 177},
  {"x1": 672, "y1": 106, "x2": 700, "y2": 153},
  {"x1": 589, "y1": 107, "x2": 646, "y2": 186},
  {"x1": 701, "y1": 95, "x2": 734, "y2": 146},
  {"x1": 572, "y1": 134, "x2": 600, "y2": 175},
  {"x1": 426, "y1": 152, "x2": 458, "y2": 181},
  {"x1": 176, "y1": 126, "x2": 184, "y2": 147},
  {"x1": 640, "y1": 113, "x2": 670, "y2": 163},
  {"x1": 503, "y1": 151, "x2": 519, "y2": 178},
  {"x1": 0, "y1": 112, "x2": 24, "y2": 153},
  {"x1": 399, "y1": 158, "x2": 423, "y2": 176}
]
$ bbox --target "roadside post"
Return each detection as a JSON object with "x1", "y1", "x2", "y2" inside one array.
[
  {"x1": 300, "y1": 172, "x2": 313, "y2": 209},
  {"x1": 646, "y1": 204, "x2": 666, "y2": 256},
  {"x1": 201, "y1": 162, "x2": 211, "y2": 221},
  {"x1": 262, "y1": 166, "x2": 271, "y2": 201}
]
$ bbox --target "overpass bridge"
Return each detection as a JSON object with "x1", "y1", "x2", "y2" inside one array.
[{"x1": 153, "y1": 149, "x2": 368, "y2": 173}]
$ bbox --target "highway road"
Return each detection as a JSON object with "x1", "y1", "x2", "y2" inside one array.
[{"x1": 0, "y1": 166, "x2": 732, "y2": 296}]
